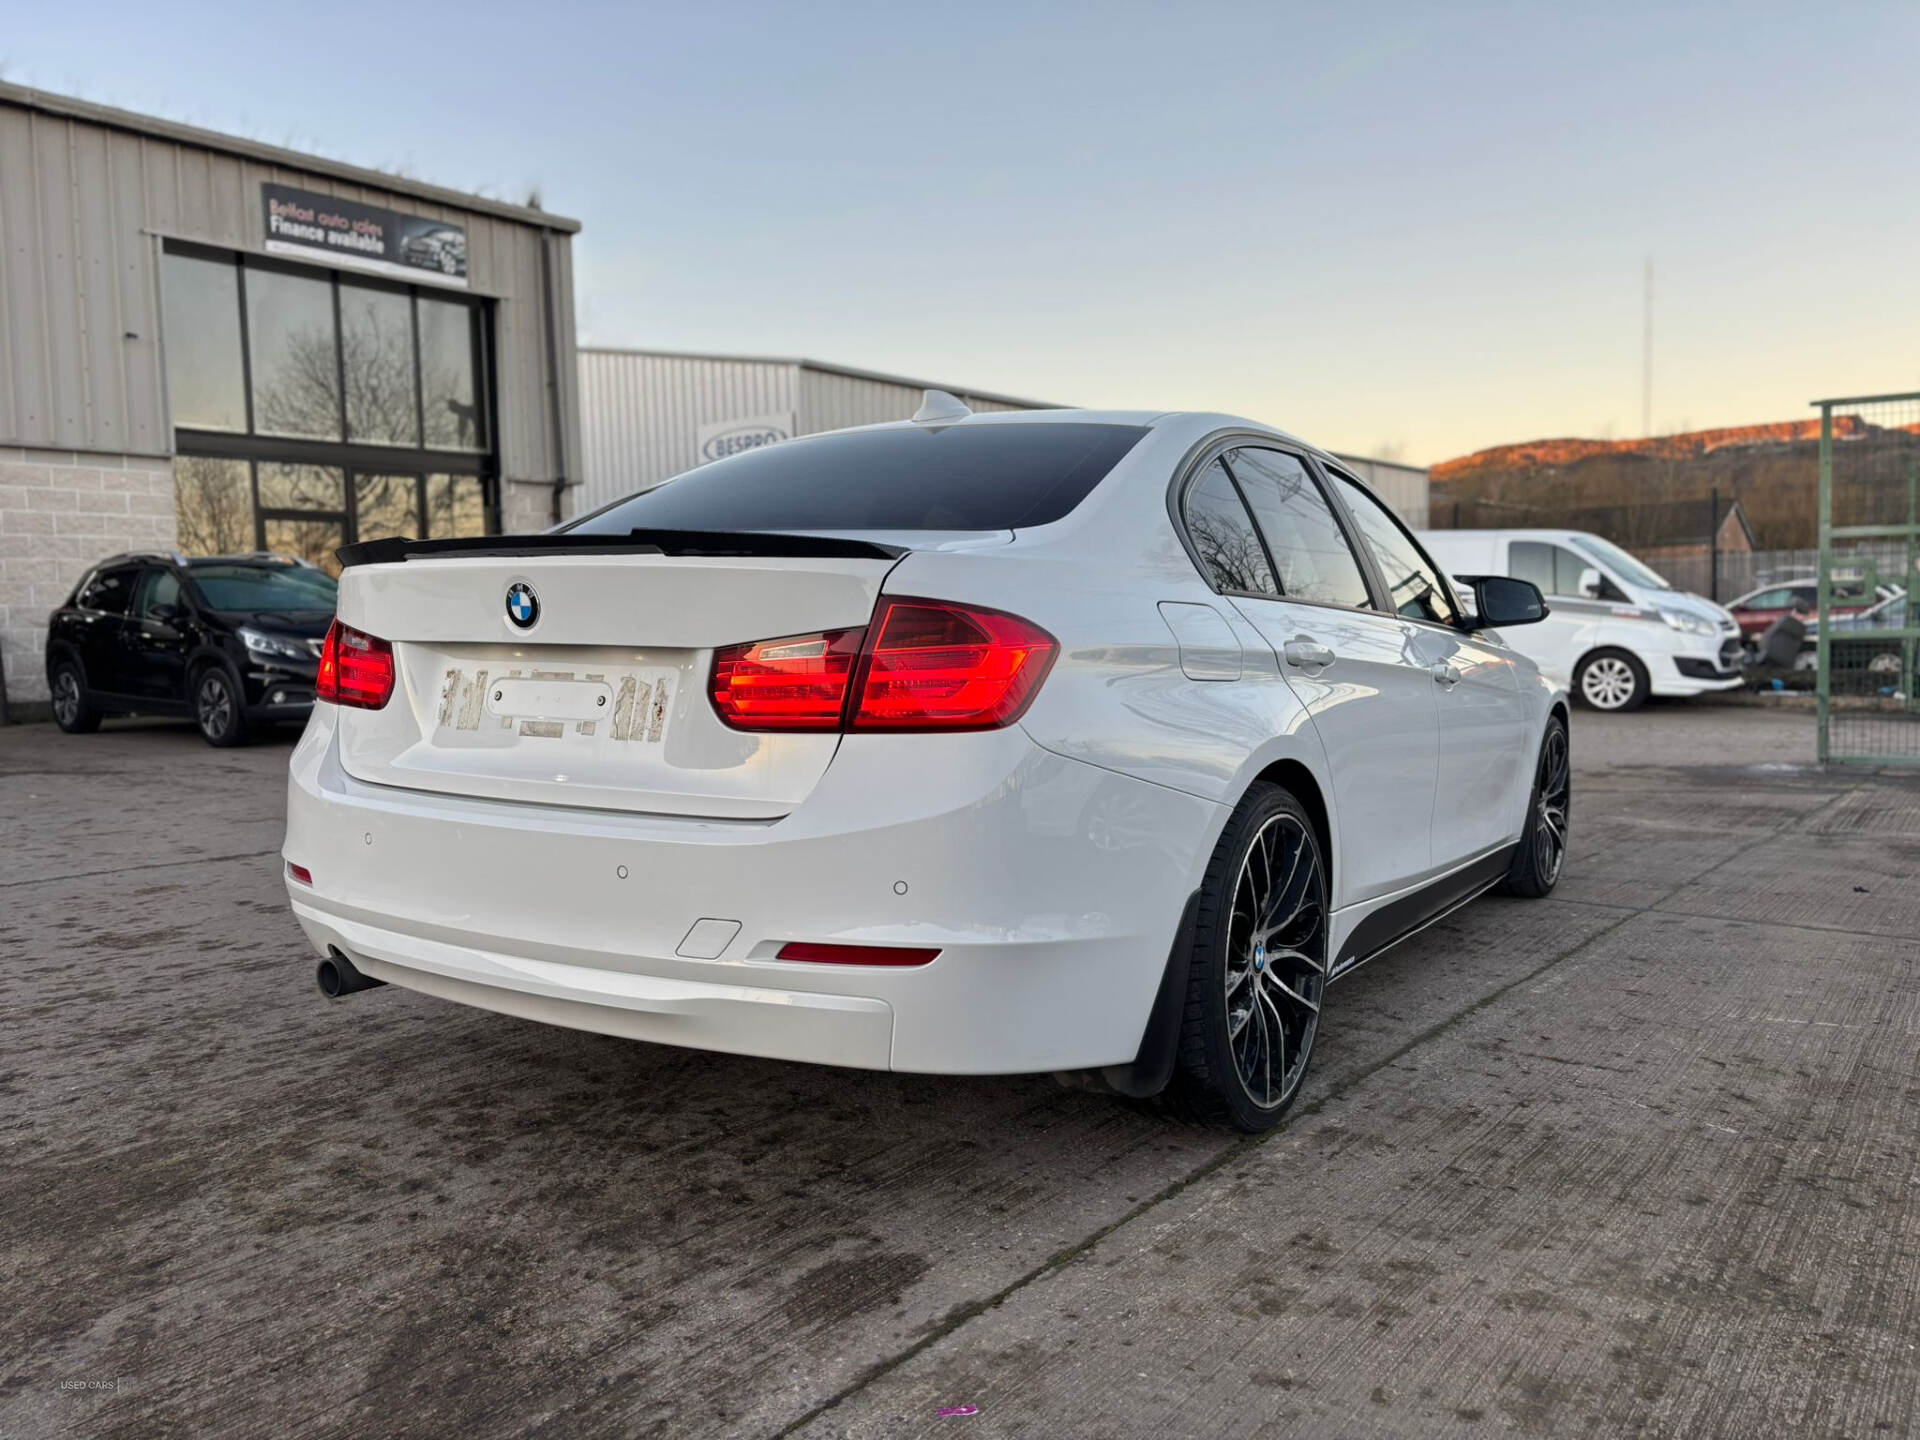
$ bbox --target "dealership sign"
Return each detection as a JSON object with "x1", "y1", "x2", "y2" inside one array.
[
  {"x1": 696, "y1": 412, "x2": 795, "y2": 465},
  {"x1": 262, "y1": 183, "x2": 469, "y2": 288}
]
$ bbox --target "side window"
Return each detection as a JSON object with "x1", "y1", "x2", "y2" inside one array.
[
  {"x1": 78, "y1": 567, "x2": 138, "y2": 615},
  {"x1": 1550, "y1": 545, "x2": 1594, "y2": 597},
  {"x1": 1510, "y1": 542, "x2": 1554, "y2": 596},
  {"x1": 1182, "y1": 458, "x2": 1277, "y2": 596},
  {"x1": 1513, "y1": 542, "x2": 1596, "y2": 598},
  {"x1": 133, "y1": 568, "x2": 184, "y2": 618},
  {"x1": 1224, "y1": 449, "x2": 1373, "y2": 609},
  {"x1": 1330, "y1": 475, "x2": 1459, "y2": 626}
]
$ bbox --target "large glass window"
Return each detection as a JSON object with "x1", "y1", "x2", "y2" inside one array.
[
  {"x1": 1182, "y1": 458, "x2": 1278, "y2": 596},
  {"x1": 160, "y1": 255, "x2": 246, "y2": 431},
  {"x1": 247, "y1": 268, "x2": 341, "y2": 441},
  {"x1": 420, "y1": 298, "x2": 483, "y2": 450},
  {"x1": 427, "y1": 474, "x2": 490, "y2": 537},
  {"x1": 164, "y1": 248, "x2": 487, "y2": 458},
  {"x1": 354, "y1": 474, "x2": 422, "y2": 542},
  {"x1": 1332, "y1": 474, "x2": 1459, "y2": 626},
  {"x1": 340, "y1": 286, "x2": 420, "y2": 446},
  {"x1": 1225, "y1": 448, "x2": 1372, "y2": 609},
  {"x1": 263, "y1": 517, "x2": 348, "y2": 576},
  {"x1": 173, "y1": 457, "x2": 255, "y2": 555},
  {"x1": 259, "y1": 463, "x2": 346, "y2": 514}
]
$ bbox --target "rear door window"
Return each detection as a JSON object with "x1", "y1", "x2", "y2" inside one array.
[
  {"x1": 78, "y1": 566, "x2": 138, "y2": 615},
  {"x1": 1181, "y1": 458, "x2": 1278, "y2": 596},
  {"x1": 1224, "y1": 448, "x2": 1372, "y2": 608},
  {"x1": 568, "y1": 422, "x2": 1148, "y2": 534}
]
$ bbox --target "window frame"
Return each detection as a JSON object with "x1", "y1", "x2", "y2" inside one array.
[
  {"x1": 161, "y1": 239, "x2": 500, "y2": 557},
  {"x1": 1168, "y1": 432, "x2": 1389, "y2": 617}
]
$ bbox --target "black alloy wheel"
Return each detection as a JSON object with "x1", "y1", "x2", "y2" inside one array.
[
  {"x1": 1503, "y1": 715, "x2": 1570, "y2": 898},
  {"x1": 1171, "y1": 784, "x2": 1328, "y2": 1132}
]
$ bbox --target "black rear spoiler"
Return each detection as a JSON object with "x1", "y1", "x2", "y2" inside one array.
[{"x1": 335, "y1": 529, "x2": 909, "y2": 569}]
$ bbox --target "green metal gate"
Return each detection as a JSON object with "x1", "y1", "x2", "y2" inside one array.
[{"x1": 1815, "y1": 390, "x2": 1920, "y2": 764}]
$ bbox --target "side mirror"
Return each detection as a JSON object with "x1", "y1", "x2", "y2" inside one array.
[
  {"x1": 1578, "y1": 566, "x2": 1603, "y2": 599},
  {"x1": 150, "y1": 602, "x2": 185, "y2": 623},
  {"x1": 1463, "y1": 575, "x2": 1548, "y2": 630}
]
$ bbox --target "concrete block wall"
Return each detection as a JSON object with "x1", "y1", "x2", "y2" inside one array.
[{"x1": 0, "y1": 448, "x2": 177, "y2": 716}]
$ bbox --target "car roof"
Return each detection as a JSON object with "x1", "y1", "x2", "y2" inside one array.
[{"x1": 831, "y1": 405, "x2": 1343, "y2": 469}]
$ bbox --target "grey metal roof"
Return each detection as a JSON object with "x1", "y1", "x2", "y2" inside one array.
[
  {"x1": 576, "y1": 346, "x2": 1060, "y2": 411},
  {"x1": 0, "y1": 82, "x2": 580, "y2": 234}
]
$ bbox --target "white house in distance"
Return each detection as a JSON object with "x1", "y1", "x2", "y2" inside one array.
[{"x1": 574, "y1": 348, "x2": 1429, "y2": 526}]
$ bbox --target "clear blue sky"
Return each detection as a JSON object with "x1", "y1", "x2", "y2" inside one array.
[{"x1": 9, "y1": 2, "x2": 1917, "y2": 463}]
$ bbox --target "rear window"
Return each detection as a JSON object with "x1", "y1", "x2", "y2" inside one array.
[{"x1": 567, "y1": 422, "x2": 1148, "y2": 534}]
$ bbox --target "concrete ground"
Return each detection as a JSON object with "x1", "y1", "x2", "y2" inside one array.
[{"x1": 2, "y1": 701, "x2": 1916, "y2": 1439}]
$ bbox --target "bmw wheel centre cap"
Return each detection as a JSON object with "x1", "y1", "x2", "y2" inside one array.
[{"x1": 505, "y1": 582, "x2": 539, "y2": 629}]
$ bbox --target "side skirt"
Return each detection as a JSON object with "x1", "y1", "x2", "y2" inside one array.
[{"x1": 1328, "y1": 843, "x2": 1517, "y2": 982}]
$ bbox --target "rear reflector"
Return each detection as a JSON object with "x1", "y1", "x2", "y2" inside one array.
[
  {"x1": 711, "y1": 627, "x2": 865, "y2": 730},
  {"x1": 286, "y1": 862, "x2": 313, "y2": 886},
  {"x1": 777, "y1": 942, "x2": 941, "y2": 967},
  {"x1": 316, "y1": 619, "x2": 395, "y2": 710},
  {"x1": 851, "y1": 598, "x2": 1056, "y2": 730}
]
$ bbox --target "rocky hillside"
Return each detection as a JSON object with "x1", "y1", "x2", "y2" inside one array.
[{"x1": 1430, "y1": 416, "x2": 1915, "y2": 548}]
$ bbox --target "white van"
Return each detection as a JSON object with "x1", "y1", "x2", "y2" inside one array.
[{"x1": 1417, "y1": 529, "x2": 1743, "y2": 711}]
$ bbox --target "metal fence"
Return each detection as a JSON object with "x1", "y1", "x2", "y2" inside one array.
[
  {"x1": 1656, "y1": 542, "x2": 1914, "y2": 603},
  {"x1": 1813, "y1": 391, "x2": 1920, "y2": 765}
]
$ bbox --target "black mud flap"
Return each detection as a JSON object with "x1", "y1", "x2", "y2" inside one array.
[{"x1": 1078, "y1": 890, "x2": 1200, "y2": 1101}]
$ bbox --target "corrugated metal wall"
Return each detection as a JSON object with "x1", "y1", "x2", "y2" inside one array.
[
  {"x1": 573, "y1": 352, "x2": 1042, "y2": 513},
  {"x1": 794, "y1": 367, "x2": 1031, "y2": 436},
  {"x1": 1330, "y1": 453, "x2": 1430, "y2": 528},
  {"x1": 0, "y1": 88, "x2": 579, "y2": 505},
  {"x1": 576, "y1": 351, "x2": 799, "y2": 514}
]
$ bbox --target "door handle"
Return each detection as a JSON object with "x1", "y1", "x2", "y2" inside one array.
[
  {"x1": 1430, "y1": 663, "x2": 1459, "y2": 689},
  {"x1": 1284, "y1": 640, "x2": 1336, "y2": 669}
]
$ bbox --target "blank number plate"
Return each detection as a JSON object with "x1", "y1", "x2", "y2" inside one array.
[{"x1": 486, "y1": 678, "x2": 613, "y2": 722}]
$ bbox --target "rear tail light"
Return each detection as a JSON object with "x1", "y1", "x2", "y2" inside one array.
[
  {"x1": 286, "y1": 862, "x2": 313, "y2": 886},
  {"x1": 851, "y1": 599, "x2": 1056, "y2": 730},
  {"x1": 711, "y1": 627, "x2": 864, "y2": 730},
  {"x1": 777, "y1": 942, "x2": 940, "y2": 967},
  {"x1": 316, "y1": 620, "x2": 395, "y2": 710},
  {"x1": 709, "y1": 599, "x2": 1056, "y2": 734}
]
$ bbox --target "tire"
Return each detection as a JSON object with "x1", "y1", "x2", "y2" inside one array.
[
  {"x1": 193, "y1": 665, "x2": 250, "y2": 748},
  {"x1": 49, "y1": 660, "x2": 102, "y2": 734},
  {"x1": 1502, "y1": 714, "x2": 1569, "y2": 899},
  {"x1": 1168, "y1": 782, "x2": 1329, "y2": 1133},
  {"x1": 1574, "y1": 648, "x2": 1649, "y2": 712}
]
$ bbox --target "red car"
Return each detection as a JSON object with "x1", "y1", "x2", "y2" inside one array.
[{"x1": 1725, "y1": 577, "x2": 1894, "y2": 641}]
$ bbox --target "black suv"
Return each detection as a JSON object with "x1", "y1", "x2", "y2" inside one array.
[{"x1": 46, "y1": 552, "x2": 337, "y2": 746}]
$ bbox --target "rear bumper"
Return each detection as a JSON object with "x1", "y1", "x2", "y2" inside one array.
[{"x1": 283, "y1": 709, "x2": 1223, "y2": 1074}]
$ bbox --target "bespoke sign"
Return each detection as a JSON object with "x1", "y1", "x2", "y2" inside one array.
[
  {"x1": 696, "y1": 413, "x2": 795, "y2": 465},
  {"x1": 262, "y1": 183, "x2": 469, "y2": 288}
]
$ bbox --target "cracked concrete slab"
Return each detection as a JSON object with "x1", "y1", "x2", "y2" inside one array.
[{"x1": 3, "y1": 705, "x2": 1916, "y2": 1440}]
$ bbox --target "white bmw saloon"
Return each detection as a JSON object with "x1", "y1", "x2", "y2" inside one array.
[{"x1": 284, "y1": 398, "x2": 1568, "y2": 1132}]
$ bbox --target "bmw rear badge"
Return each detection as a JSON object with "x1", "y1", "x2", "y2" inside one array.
[{"x1": 505, "y1": 582, "x2": 539, "y2": 629}]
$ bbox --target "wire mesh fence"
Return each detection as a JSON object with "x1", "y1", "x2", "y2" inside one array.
[{"x1": 1816, "y1": 392, "x2": 1920, "y2": 765}]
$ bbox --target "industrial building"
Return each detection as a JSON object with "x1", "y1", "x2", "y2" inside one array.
[
  {"x1": 576, "y1": 346, "x2": 1430, "y2": 526},
  {"x1": 0, "y1": 83, "x2": 581, "y2": 717}
]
